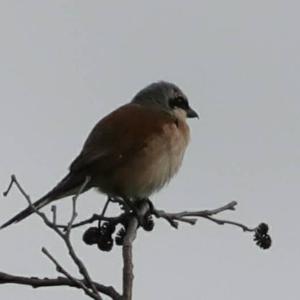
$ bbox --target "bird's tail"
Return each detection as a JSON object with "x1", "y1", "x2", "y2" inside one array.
[
  {"x1": 1, "y1": 172, "x2": 90, "y2": 229},
  {"x1": 0, "y1": 195, "x2": 52, "y2": 229}
]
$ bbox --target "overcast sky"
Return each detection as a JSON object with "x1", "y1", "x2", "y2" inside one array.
[{"x1": 0, "y1": 1, "x2": 299, "y2": 299}]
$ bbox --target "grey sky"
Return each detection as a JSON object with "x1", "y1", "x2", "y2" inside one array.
[{"x1": 0, "y1": 1, "x2": 299, "y2": 299}]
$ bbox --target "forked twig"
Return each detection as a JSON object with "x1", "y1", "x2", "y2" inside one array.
[{"x1": 2, "y1": 175, "x2": 120, "y2": 300}]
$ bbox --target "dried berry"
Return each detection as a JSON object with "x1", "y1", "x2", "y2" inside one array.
[
  {"x1": 82, "y1": 227, "x2": 100, "y2": 245},
  {"x1": 106, "y1": 223, "x2": 116, "y2": 234},
  {"x1": 98, "y1": 222, "x2": 115, "y2": 241},
  {"x1": 254, "y1": 223, "x2": 272, "y2": 250},
  {"x1": 97, "y1": 237, "x2": 114, "y2": 252},
  {"x1": 256, "y1": 223, "x2": 269, "y2": 235},
  {"x1": 115, "y1": 227, "x2": 126, "y2": 246},
  {"x1": 254, "y1": 233, "x2": 272, "y2": 249}
]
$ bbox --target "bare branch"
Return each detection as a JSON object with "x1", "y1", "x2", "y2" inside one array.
[
  {"x1": 201, "y1": 215, "x2": 256, "y2": 232},
  {"x1": 0, "y1": 272, "x2": 121, "y2": 300},
  {"x1": 42, "y1": 247, "x2": 97, "y2": 299},
  {"x1": 51, "y1": 205, "x2": 57, "y2": 225},
  {"x1": 57, "y1": 201, "x2": 253, "y2": 234},
  {"x1": 57, "y1": 214, "x2": 118, "y2": 230},
  {"x1": 2, "y1": 175, "x2": 120, "y2": 300},
  {"x1": 58, "y1": 197, "x2": 117, "y2": 231},
  {"x1": 3, "y1": 175, "x2": 29, "y2": 199},
  {"x1": 152, "y1": 201, "x2": 255, "y2": 232},
  {"x1": 122, "y1": 201, "x2": 150, "y2": 300}
]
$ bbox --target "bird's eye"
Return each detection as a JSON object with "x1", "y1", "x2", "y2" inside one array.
[{"x1": 169, "y1": 96, "x2": 189, "y2": 110}]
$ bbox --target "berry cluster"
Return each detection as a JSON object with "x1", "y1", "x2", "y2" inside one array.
[
  {"x1": 254, "y1": 223, "x2": 272, "y2": 250},
  {"x1": 82, "y1": 213, "x2": 155, "y2": 251},
  {"x1": 82, "y1": 222, "x2": 116, "y2": 251}
]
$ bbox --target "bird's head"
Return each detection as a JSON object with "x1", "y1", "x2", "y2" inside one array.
[{"x1": 131, "y1": 81, "x2": 199, "y2": 119}]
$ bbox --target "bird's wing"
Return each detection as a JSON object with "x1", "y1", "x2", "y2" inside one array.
[{"x1": 70, "y1": 103, "x2": 175, "y2": 174}]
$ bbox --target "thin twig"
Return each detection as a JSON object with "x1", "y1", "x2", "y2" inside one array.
[
  {"x1": 66, "y1": 198, "x2": 77, "y2": 235},
  {"x1": 57, "y1": 214, "x2": 119, "y2": 230},
  {"x1": 152, "y1": 201, "x2": 254, "y2": 232},
  {"x1": 3, "y1": 175, "x2": 30, "y2": 200},
  {"x1": 57, "y1": 176, "x2": 102, "y2": 299},
  {"x1": 42, "y1": 247, "x2": 97, "y2": 299},
  {"x1": 51, "y1": 206, "x2": 57, "y2": 225},
  {"x1": 57, "y1": 197, "x2": 120, "y2": 231},
  {"x1": 98, "y1": 197, "x2": 111, "y2": 228},
  {"x1": 201, "y1": 216, "x2": 256, "y2": 232}
]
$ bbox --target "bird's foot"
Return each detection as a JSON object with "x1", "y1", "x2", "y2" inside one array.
[
  {"x1": 112, "y1": 197, "x2": 155, "y2": 231},
  {"x1": 121, "y1": 197, "x2": 145, "y2": 226},
  {"x1": 135, "y1": 198, "x2": 155, "y2": 231}
]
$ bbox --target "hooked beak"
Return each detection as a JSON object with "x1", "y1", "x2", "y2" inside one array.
[{"x1": 186, "y1": 107, "x2": 199, "y2": 119}]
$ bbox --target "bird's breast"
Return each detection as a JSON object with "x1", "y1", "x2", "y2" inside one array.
[{"x1": 113, "y1": 117, "x2": 190, "y2": 198}]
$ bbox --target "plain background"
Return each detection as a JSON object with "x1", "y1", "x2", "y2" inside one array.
[{"x1": 0, "y1": 1, "x2": 299, "y2": 299}]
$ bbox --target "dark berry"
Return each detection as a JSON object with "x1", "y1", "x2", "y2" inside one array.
[
  {"x1": 99, "y1": 222, "x2": 114, "y2": 241},
  {"x1": 256, "y1": 223, "x2": 269, "y2": 235},
  {"x1": 254, "y1": 223, "x2": 272, "y2": 250},
  {"x1": 115, "y1": 227, "x2": 126, "y2": 246},
  {"x1": 82, "y1": 227, "x2": 100, "y2": 245},
  {"x1": 97, "y1": 237, "x2": 114, "y2": 252},
  {"x1": 106, "y1": 223, "x2": 116, "y2": 234},
  {"x1": 254, "y1": 233, "x2": 272, "y2": 249}
]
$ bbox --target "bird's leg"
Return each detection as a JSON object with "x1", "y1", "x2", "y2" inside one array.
[
  {"x1": 121, "y1": 197, "x2": 147, "y2": 227},
  {"x1": 133, "y1": 198, "x2": 157, "y2": 231},
  {"x1": 138, "y1": 198, "x2": 156, "y2": 231},
  {"x1": 97, "y1": 197, "x2": 112, "y2": 229},
  {"x1": 110, "y1": 197, "x2": 151, "y2": 228},
  {"x1": 143, "y1": 198, "x2": 156, "y2": 215}
]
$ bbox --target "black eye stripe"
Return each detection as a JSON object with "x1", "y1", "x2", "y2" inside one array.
[{"x1": 169, "y1": 96, "x2": 189, "y2": 110}]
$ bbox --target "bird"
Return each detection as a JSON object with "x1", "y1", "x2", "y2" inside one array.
[{"x1": 1, "y1": 81, "x2": 198, "y2": 229}]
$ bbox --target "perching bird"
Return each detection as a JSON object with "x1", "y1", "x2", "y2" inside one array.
[{"x1": 1, "y1": 81, "x2": 198, "y2": 229}]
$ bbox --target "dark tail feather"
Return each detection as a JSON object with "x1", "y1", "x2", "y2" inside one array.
[
  {"x1": 1, "y1": 172, "x2": 90, "y2": 229},
  {"x1": 0, "y1": 196, "x2": 51, "y2": 229}
]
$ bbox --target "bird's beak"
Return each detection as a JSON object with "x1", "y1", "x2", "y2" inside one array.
[{"x1": 186, "y1": 107, "x2": 199, "y2": 119}]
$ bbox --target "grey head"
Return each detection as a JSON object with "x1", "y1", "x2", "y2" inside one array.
[{"x1": 131, "y1": 81, "x2": 198, "y2": 118}]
